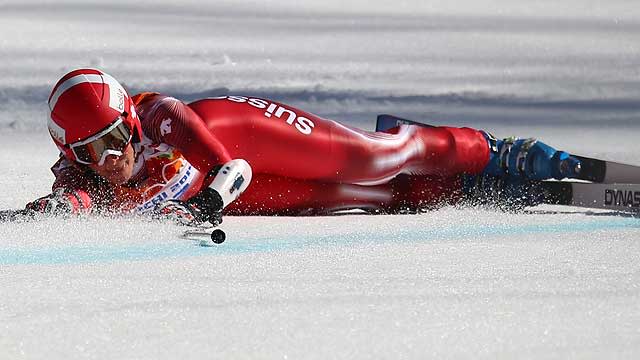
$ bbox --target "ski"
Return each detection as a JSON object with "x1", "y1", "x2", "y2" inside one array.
[
  {"x1": 0, "y1": 209, "x2": 35, "y2": 222},
  {"x1": 376, "y1": 114, "x2": 640, "y2": 184},
  {"x1": 542, "y1": 181, "x2": 640, "y2": 213}
]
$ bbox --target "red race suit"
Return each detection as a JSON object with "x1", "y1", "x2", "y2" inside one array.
[{"x1": 50, "y1": 93, "x2": 491, "y2": 215}]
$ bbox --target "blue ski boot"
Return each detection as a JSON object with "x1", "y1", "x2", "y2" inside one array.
[
  {"x1": 481, "y1": 133, "x2": 581, "y2": 181},
  {"x1": 462, "y1": 133, "x2": 581, "y2": 211}
]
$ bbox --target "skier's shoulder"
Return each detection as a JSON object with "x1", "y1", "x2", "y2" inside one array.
[
  {"x1": 133, "y1": 92, "x2": 191, "y2": 122},
  {"x1": 132, "y1": 92, "x2": 188, "y2": 109},
  {"x1": 131, "y1": 92, "x2": 162, "y2": 107}
]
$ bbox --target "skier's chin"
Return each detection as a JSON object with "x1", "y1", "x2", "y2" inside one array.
[
  {"x1": 106, "y1": 158, "x2": 133, "y2": 185},
  {"x1": 109, "y1": 167, "x2": 132, "y2": 184},
  {"x1": 88, "y1": 145, "x2": 135, "y2": 185}
]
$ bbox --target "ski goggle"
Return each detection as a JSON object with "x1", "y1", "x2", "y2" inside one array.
[{"x1": 67, "y1": 116, "x2": 132, "y2": 166}]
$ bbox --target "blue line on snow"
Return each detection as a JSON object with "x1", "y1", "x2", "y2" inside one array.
[{"x1": 1, "y1": 219, "x2": 638, "y2": 265}]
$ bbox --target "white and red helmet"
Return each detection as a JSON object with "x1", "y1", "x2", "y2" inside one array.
[{"x1": 48, "y1": 68, "x2": 143, "y2": 163}]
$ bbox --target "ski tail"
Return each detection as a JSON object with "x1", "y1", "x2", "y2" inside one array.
[
  {"x1": 375, "y1": 114, "x2": 434, "y2": 132},
  {"x1": 543, "y1": 181, "x2": 640, "y2": 213}
]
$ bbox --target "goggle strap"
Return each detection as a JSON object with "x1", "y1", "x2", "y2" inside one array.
[{"x1": 97, "y1": 149, "x2": 125, "y2": 166}]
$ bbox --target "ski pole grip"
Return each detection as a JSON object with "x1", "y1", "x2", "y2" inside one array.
[{"x1": 207, "y1": 159, "x2": 253, "y2": 208}]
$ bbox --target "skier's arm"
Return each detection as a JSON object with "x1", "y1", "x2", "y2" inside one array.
[
  {"x1": 138, "y1": 95, "x2": 251, "y2": 224},
  {"x1": 25, "y1": 158, "x2": 111, "y2": 215},
  {"x1": 26, "y1": 188, "x2": 92, "y2": 215},
  {"x1": 141, "y1": 96, "x2": 232, "y2": 173},
  {"x1": 26, "y1": 170, "x2": 94, "y2": 215}
]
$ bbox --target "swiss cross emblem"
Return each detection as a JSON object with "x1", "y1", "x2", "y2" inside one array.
[{"x1": 160, "y1": 118, "x2": 172, "y2": 136}]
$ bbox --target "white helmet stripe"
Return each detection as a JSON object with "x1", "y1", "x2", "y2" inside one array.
[{"x1": 48, "y1": 73, "x2": 104, "y2": 111}]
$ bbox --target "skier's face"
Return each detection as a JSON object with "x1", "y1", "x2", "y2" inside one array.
[{"x1": 88, "y1": 143, "x2": 135, "y2": 185}]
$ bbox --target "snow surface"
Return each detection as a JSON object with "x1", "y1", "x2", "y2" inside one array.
[{"x1": 1, "y1": 1, "x2": 640, "y2": 359}]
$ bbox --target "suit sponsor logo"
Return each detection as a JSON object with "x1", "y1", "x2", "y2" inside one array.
[
  {"x1": 136, "y1": 164, "x2": 197, "y2": 213},
  {"x1": 213, "y1": 96, "x2": 315, "y2": 135},
  {"x1": 604, "y1": 189, "x2": 640, "y2": 208}
]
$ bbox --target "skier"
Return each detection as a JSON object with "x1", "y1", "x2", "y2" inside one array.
[{"x1": 26, "y1": 68, "x2": 581, "y2": 225}]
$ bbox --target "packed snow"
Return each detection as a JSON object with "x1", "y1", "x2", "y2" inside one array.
[{"x1": 1, "y1": 1, "x2": 640, "y2": 359}]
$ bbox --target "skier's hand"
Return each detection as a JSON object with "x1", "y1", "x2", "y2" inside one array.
[
  {"x1": 206, "y1": 208, "x2": 223, "y2": 227},
  {"x1": 151, "y1": 200, "x2": 207, "y2": 226},
  {"x1": 187, "y1": 188, "x2": 224, "y2": 227},
  {"x1": 25, "y1": 189, "x2": 88, "y2": 216}
]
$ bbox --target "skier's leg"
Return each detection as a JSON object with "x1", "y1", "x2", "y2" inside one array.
[
  {"x1": 224, "y1": 174, "x2": 393, "y2": 215},
  {"x1": 375, "y1": 115, "x2": 582, "y2": 181},
  {"x1": 224, "y1": 174, "x2": 462, "y2": 215},
  {"x1": 189, "y1": 98, "x2": 491, "y2": 184}
]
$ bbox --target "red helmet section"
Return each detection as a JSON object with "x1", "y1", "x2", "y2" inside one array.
[{"x1": 47, "y1": 68, "x2": 143, "y2": 162}]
